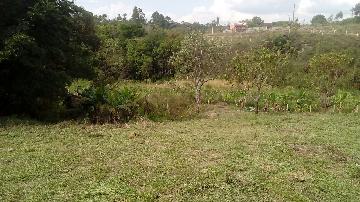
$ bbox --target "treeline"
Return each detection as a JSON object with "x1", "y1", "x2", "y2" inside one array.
[
  {"x1": 311, "y1": 3, "x2": 360, "y2": 25},
  {"x1": 94, "y1": 10, "x2": 183, "y2": 82},
  {"x1": 0, "y1": 1, "x2": 192, "y2": 118},
  {"x1": 0, "y1": 0, "x2": 99, "y2": 117}
]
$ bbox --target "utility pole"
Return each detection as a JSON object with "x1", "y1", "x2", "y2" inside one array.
[{"x1": 293, "y1": 3, "x2": 296, "y2": 23}]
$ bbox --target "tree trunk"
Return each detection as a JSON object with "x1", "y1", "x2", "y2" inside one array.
[
  {"x1": 195, "y1": 82, "x2": 202, "y2": 113},
  {"x1": 255, "y1": 95, "x2": 260, "y2": 114},
  {"x1": 255, "y1": 86, "x2": 262, "y2": 114}
]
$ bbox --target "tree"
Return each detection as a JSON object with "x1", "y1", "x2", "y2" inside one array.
[
  {"x1": 0, "y1": 0, "x2": 99, "y2": 117},
  {"x1": 95, "y1": 37, "x2": 126, "y2": 84},
  {"x1": 125, "y1": 31, "x2": 181, "y2": 81},
  {"x1": 232, "y1": 47, "x2": 288, "y2": 114},
  {"x1": 95, "y1": 19, "x2": 146, "y2": 83},
  {"x1": 171, "y1": 32, "x2": 225, "y2": 112},
  {"x1": 150, "y1": 11, "x2": 175, "y2": 29},
  {"x1": 131, "y1": 6, "x2": 146, "y2": 25},
  {"x1": 335, "y1": 11, "x2": 344, "y2": 21},
  {"x1": 311, "y1": 14, "x2": 328, "y2": 25},
  {"x1": 309, "y1": 53, "x2": 353, "y2": 99},
  {"x1": 352, "y1": 3, "x2": 360, "y2": 16},
  {"x1": 247, "y1": 16, "x2": 264, "y2": 27}
]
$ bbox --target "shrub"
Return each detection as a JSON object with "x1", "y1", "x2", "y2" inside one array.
[
  {"x1": 331, "y1": 90, "x2": 360, "y2": 113},
  {"x1": 86, "y1": 86, "x2": 139, "y2": 124},
  {"x1": 138, "y1": 90, "x2": 195, "y2": 121}
]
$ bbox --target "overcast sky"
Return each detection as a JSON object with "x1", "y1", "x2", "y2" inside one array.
[{"x1": 75, "y1": 0, "x2": 358, "y2": 24}]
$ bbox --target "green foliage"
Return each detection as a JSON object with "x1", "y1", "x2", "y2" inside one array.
[
  {"x1": 233, "y1": 47, "x2": 288, "y2": 90},
  {"x1": 95, "y1": 17, "x2": 181, "y2": 83},
  {"x1": 66, "y1": 79, "x2": 93, "y2": 96},
  {"x1": 0, "y1": 0, "x2": 99, "y2": 118},
  {"x1": 171, "y1": 31, "x2": 225, "y2": 79},
  {"x1": 138, "y1": 91, "x2": 195, "y2": 121},
  {"x1": 124, "y1": 30, "x2": 182, "y2": 81},
  {"x1": 150, "y1": 11, "x2": 175, "y2": 29},
  {"x1": 79, "y1": 85, "x2": 139, "y2": 124},
  {"x1": 272, "y1": 21, "x2": 290, "y2": 27},
  {"x1": 267, "y1": 34, "x2": 302, "y2": 57},
  {"x1": 311, "y1": 15, "x2": 328, "y2": 25},
  {"x1": 95, "y1": 20, "x2": 146, "y2": 83},
  {"x1": 233, "y1": 47, "x2": 288, "y2": 113},
  {"x1": 309, "y1": 52, "x2": 353, "y2": 97},
  {"x1": 341, "y1": 16, "x2": 360, "y2": 24},
  {"x1": 246, "y1": 16, "x2": 264, "y2": 28},
  {"x1": 131, "y1": 6, "x2": 146, "y2": 25},
  {"x1": 331, "y1": 90, "x2": 360, "y2": 112},
  {"x1": 171, "y1": 31, "x2": 226, "y2": 111}
]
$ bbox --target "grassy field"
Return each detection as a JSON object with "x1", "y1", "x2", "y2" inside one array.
[{"x1": 1, "y1": 106, "x2": 360, "y2": 201}]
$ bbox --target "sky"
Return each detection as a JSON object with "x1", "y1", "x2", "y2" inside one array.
[{"x1": 75, "y1": 0, "x2": 358, "y2": 24}]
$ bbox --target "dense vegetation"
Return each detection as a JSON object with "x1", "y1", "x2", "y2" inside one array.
[{"x1": 0, "y1": 0, "x2": 359, "y2": 122}]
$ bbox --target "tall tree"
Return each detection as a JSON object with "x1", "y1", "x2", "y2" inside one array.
[
  {"x1": 95, "y1": 19, "x2": 145, "y2": 83},
  {"x1": 352, "y1": 3, "x2": 360, "y2": 16},
  {"x1": 131, "y1": 6, "x2": 146, "y2": 25},
  {"x1": 150, "y1": 11, "x2": 174, "y2": 28},
  {"x1": 0, "y1": 0, "x2": 99, "y2": 117},
  {"x1": 335, "y1": 11, "x2": 344, "y2": 21}
]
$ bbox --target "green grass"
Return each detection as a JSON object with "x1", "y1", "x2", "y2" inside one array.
[{"x1": 1, "y1": 107, "x2": 360, "y2": 201}]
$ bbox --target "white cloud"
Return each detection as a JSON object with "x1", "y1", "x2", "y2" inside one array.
[
  {"x1": 76, "y1": 0, "x2": 358, "y2": 23},
  {"x1": 177, "y1": 0, "x2": 357, "y2": 24},
  {"x1": 84, "y1": 1, "x2": 178, "y2": 21},
  {"x1": 92, "y1": 2, "x2": 133, "y2": 18}
]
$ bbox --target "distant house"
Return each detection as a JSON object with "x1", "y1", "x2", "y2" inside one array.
[
  {"x1": 229, "y1": 22, "x2": 248, "y2": 32},
  {"x1": 263, "y1": 23, "x2": 273, "y2": 30}
]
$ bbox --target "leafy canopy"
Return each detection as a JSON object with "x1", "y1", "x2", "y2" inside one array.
[
  {"x1": 171, "y1": 31, "x2": 225, "y2": 84},
  {"x1": 309, "y1": 52, "x2": 353, "y2": 96},
  {"x1": 352, "y1": 3, "x2": 360, "y2": 16},
  {"x1": 233, "y1": 47, "x2": 288, "y2": 91},
  {"x1": 311, "y1": 14, "x2": 328, "y2": 25},
  {"x1": 0, "y1": 0, "x2": 99, "y2": 117}
]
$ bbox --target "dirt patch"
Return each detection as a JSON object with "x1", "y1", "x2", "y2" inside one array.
[{"x1": 290, "y1": 143, "x2": 350, "y2": 163}]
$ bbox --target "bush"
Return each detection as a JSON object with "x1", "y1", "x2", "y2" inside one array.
[
  {"x1": 138, "y1": 91, "x2": 195, "y2": 121},
  {"x1": 65, "y1": 82, "x2": 140, "y2": 124},
  {"x1": 65, "y1": 80, "x2": 197, "y2": 123},
  {"x1": 84, "y1": 86, "x2": 139, "y2": 124},
  {"x1": 331, "y1": 90, "x2": 360, "y2": 113}
]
